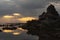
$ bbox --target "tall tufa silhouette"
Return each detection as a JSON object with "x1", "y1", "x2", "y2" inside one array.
[{"x1": 21, "y1": 4, "x2": 60, "y2": 40}]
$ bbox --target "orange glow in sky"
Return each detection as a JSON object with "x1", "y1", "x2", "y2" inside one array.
[
  {"x1": 3, "y1": 15, "x2": 14, "y2": 18},
  {"x1": 18, "y1": 17, "x2": 38, "y2": 23}
]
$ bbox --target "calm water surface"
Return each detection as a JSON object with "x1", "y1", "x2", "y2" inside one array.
[{"x1": 0, "y1": 27, "x2": 38, "y2": 40}]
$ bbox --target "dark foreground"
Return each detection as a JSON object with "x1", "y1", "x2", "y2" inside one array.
[{"x1": 21, "y1": 4, "x2": 60, "y2": 40}]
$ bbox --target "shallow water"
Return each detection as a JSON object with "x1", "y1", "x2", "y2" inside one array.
[{"x1": 0, "y1": 27, "x2": 38, "y2": 40}]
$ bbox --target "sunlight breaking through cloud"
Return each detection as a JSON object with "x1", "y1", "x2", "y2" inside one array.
[
  {"x1": 3, "y1": 15, "x2": 14, "y2": 18},
  {"x1": 18, "y1": 17, "x2": 38, "y2": 23},
  {"x1": 13, "y1": 13, "x2": 22, "y2": 16},
  {"x1": 0, "y1": 13, "x2": 38, "y2": 23}
]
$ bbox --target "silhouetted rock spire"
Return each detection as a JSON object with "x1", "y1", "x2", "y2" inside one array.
[
  {"x1": 47, "y1": 4, "x2": 55, "y2": 12},
  {"x1": 47, "y1": 4, "x2": 59, "y2": 16},
  {"x1": 21, "y1": 4, "x2": 60, "y2": 40},
  {"x1": 39, "y1": 4, "x2": 59, "y2": 20}
]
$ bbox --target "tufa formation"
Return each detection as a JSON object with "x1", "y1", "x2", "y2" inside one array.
[{"x1": 21, "y1": 4, "x2": 60, "y2": 40}]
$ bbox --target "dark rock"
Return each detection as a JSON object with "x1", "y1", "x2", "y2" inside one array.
[
  {"x1": 47, "y1": 4, "x2": 59, "y2": 16},
  {"x1": 39, "y1": 4, "x2": 59, "y2": 20},
  {"x1": 39, "y1": 12, "x2": 46, "y2": 20},
  {"x1": 22, "y1": 4, "x2": 60, "y2": 40},
  {"x1": 2, "y1": 27, "x2": 17, "y2": 30},
  {"x1": 0, "y1": 30, "x2": 2, "y2": 32}
]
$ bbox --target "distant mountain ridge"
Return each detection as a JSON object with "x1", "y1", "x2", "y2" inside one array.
[{"x1": 21, "y1": 4, "x2": 60, "y2": 40}]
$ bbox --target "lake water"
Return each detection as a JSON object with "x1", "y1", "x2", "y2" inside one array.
[{"x1": 0, "y1": 27, "x2": 38, "y2": 40}]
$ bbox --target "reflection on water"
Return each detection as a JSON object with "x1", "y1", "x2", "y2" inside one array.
[
  {"x1": 1, "y1": 27, "x2": 28, "y2": 35},
  {"x1": 3, "y1": 30, "x2": 14, "y2": 33},
  {"x1": 0, "y1": 27, "x2": 3, "y2": 30},
  {"x1": 12, "y1": 32, "x2": 20, "y2": 36},
  {"x1": 0, "y1": 27, "x2": 38, "y2": 40},
  {"x1": 17, "y1": 28, "x2": 24, "y2": 31}
]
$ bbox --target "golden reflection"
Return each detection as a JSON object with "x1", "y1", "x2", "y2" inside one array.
[
  {"x1": 2, "y1": 30, "x2": 14, "y2": 33},
  {"x1": 12, "y1": 32, "x2": 20, "y2": 35},
  {"x1": 17, "y1": 28, "x2": 25, "y2": 31}
]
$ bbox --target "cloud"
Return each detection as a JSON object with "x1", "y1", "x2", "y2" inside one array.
[
  {"x1": 0, "y1": 0, "x2": 60, "y2": 23},
  {"x1": 11, "y1": 0, "x2": 60, "y2": 9},
  {"x1": 0, "y1": 0, "x2": 60, "y2": 17},
  {"x1": 18, "y1": 17, "x2": 38, "y2": 23},
  {"x1": 0, "y1": 13, "x2": 37, "y2": 24},
  {"x1": 3, "y1": 15, "x2": 14, "y2": 18},
  {"x1": 0, "y1": 13, "x2": 21, "y2": 23}
]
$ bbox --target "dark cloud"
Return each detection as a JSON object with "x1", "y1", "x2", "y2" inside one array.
[
  {"x1": 11, "y1": 0, "x2": 60, "y2": 9},
  {"x1": 0, "y1": 0, "x2": 60, "y2": 17}
]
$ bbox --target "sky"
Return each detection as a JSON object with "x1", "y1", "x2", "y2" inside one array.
[{"x1": 0, "y1": 0, "x2": 60, "y2": 23}]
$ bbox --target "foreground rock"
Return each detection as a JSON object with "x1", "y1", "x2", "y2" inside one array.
[{"x1": 21, "y1": 4, "x2": 60, "y2": 40}]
